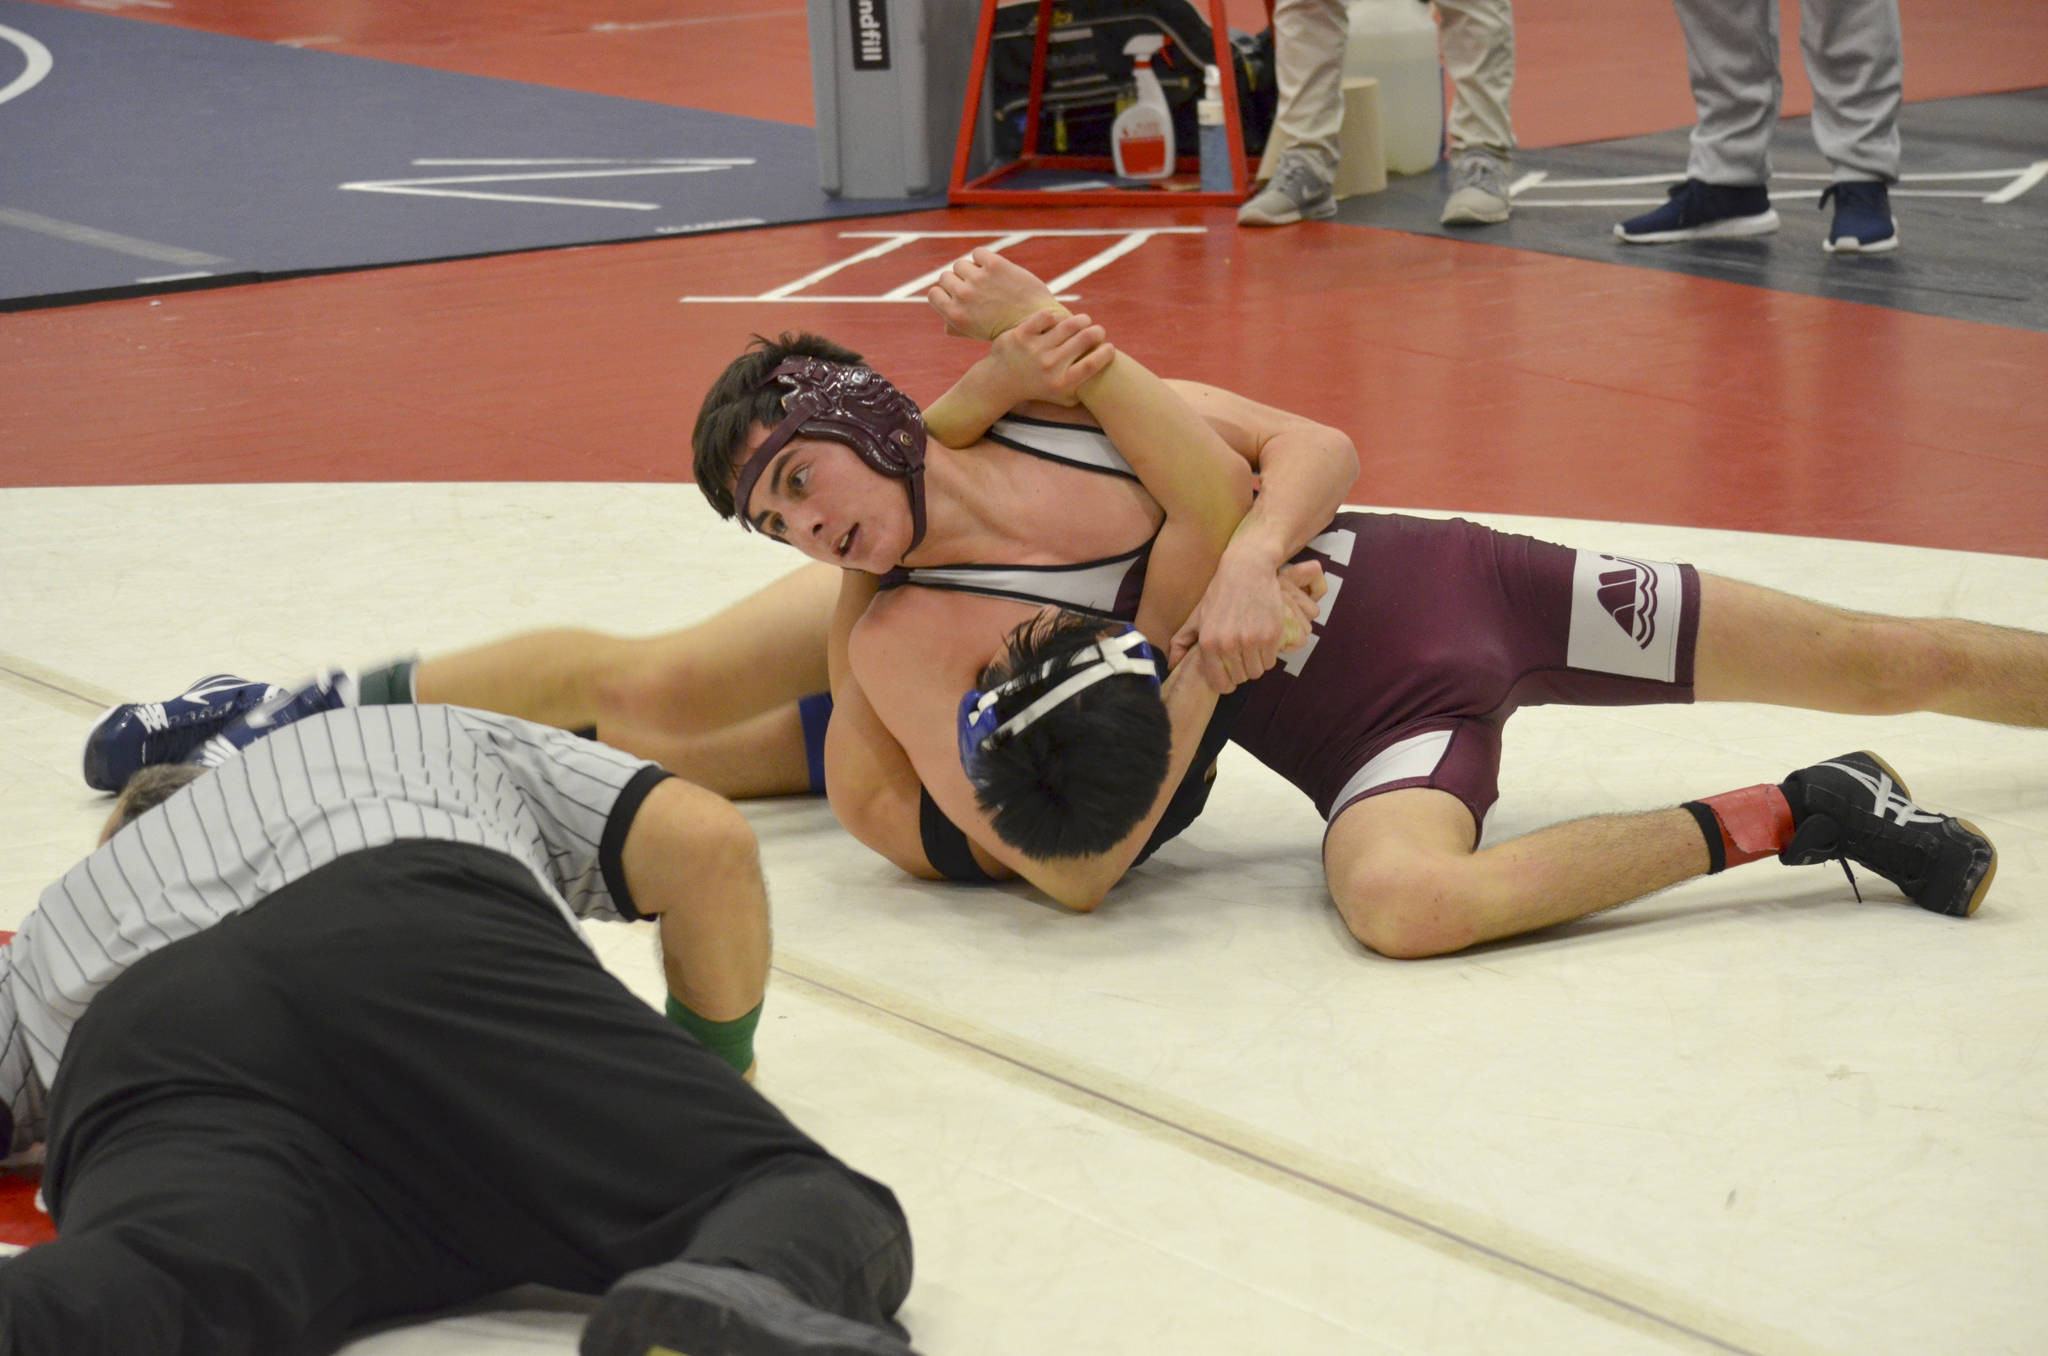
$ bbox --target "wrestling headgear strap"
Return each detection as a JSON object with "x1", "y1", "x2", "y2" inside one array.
[
  {"x1": 956, "y1": 626, "x2": 1161, "y2": 770},
  {"x1": 732, "y1": 357, "x2": 929, "y2": 550}
]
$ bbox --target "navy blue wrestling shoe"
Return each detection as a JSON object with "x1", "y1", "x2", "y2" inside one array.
[
  {"x1": 186, "y1": 667, "x2": 354, "y2": 769},
  {"x1": 1615, "y1": 179, "x2": 1779, "y2": 243},
  {"x1": 1778, "y1": 751, "x2": 1995, "y2": 917},
  {"x1": 1820, "y1": 181, "x2": 1898, "y2": 254},
  {"x1": 82, "y1": 674, "x2": 282, "y2": 792},
  {"x1": 580, "y1": 1262, "x2": 919, "y2": 1356}
]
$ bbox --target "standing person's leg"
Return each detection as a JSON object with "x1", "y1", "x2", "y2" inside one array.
[
  {"x1": 1616, "y1": 0, "x2": 1781, "y2": 241},
  {"x1": 1798, "y1": 0, "x2": 1903, "y2": 251},
  {"x1": 1675, "y1": 0, "x2": 1781, "y2": 185},
  {"x1": 1239, "y1": 0, "x2": 1345, "y2": 226},
  {"x1": 1436, "y1": 0, "x2": 1517, "y2": 226}
]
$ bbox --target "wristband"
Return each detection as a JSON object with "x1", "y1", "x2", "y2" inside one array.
[{"x1": 665, "y1": 996, "x2": 763, "y2": 1076}]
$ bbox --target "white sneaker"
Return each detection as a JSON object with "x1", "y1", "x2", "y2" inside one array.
[
  {"x1": 1441, "y1": 150, "x2": 1512, "y2": 226},
  {"x1": 1237, "y1": 150, "x2": 1336, "y2": 227}
]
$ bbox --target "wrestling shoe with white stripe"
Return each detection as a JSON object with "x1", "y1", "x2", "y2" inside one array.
[
  {"x1": 1778, "y1": 751, "x2": 1996, "y2": 917},
  {"x1": 186, "y1": 667, "x2": 355, "y2": 769},
  {"x1": 580, "y1": 1261, "x2": 919, "y2": 1356},
  {"x1": 81, "y1": 675, "x2": 282, "y2": 792}
]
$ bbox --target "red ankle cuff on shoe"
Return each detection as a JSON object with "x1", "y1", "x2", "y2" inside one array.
[{"x1": 1692, "y1": 785, "x2": 1795, "y2": 871}]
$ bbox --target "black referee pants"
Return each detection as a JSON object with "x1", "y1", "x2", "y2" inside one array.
[{"x1": 0, "y1": 841, "x2": 910, "y2": 1356}]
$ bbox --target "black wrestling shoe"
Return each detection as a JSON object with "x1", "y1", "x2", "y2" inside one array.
[
  {"x1": 1778, "y1": 751, "x2": 1997, "y2": 917},
  {"x1": 80, "y1": 674, "x2": 281, "y2": 792},
  {"x1": 581, "y1": 1262, "x2": 918, "y2": 1356}
]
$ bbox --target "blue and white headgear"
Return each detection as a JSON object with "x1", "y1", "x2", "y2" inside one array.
[{"x1": 957, "y1": 625, "x2": 1161, "y2": 771}]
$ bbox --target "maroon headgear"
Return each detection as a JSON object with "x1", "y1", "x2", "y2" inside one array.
[{"x1": 731, "y1": 358, "x2": 929, "y2": 551}]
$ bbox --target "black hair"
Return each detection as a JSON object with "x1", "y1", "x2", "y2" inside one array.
[
  {"x1": 109, "y1": 763, "x2": 206, "y2": 831},
  {"x1": 691, "y1": 332, "x2": 867, "y2": 519},
  {"x1": 967, "y1": 611, "x2": 1172, "y2": 859}
]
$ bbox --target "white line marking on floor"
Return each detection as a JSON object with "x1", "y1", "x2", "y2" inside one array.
[{"x1": 0, "y1": 208, "x2": 228, "y2": 266}]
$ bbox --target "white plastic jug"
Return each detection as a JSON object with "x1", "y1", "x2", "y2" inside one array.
[{"x1": 1344, "y1": 0, "x2": 1441, "y2": 174}]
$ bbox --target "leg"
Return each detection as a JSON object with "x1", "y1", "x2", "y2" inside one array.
[
  {"x1": 1798, "y1": 0, "x2": 1902, "y2": 182},
  {"x1": 0, "y1": 1096, "x2": 492, "y2": 1356},
  {"x1": 603, "y1": 700, "x2": 815, "y2": 798},
  {"x1": 1694, "y1": 574, "x2": 2048, "y2": 727},
  {"x1": 1265, "y1": 0, "x2": 1348, "y2": 180},
  {"x1": 415, "y1": 561, "x2": 839, "y2": 737},
  {"x1": 1239, "y1": 0, "x2": 1345, "y2": 225},
  {"x1": 1435, "y1": 0, "x2": 1516, "y2": 157},
  {"x1": 1672, "y1": 0, "x2": 1781, "y2": 184},
  {"x1": 1324, "y1": 788, "x2": 1711, "y2": 959},
  {"x1": 201, "y1": 846, "x2": 912, "y2": 1316}
]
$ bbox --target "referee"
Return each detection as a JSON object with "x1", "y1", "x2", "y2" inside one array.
[{"x1": 0, "y1": 704, "x2": 916, "y2": 1356}]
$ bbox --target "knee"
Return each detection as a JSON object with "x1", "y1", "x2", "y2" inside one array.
[
  {"x1": 593, "y1": 645, "x2": 712, "y2": 735},
  {"x1": 1329, "y1": 854, "x2": 1481, "y2": 959},
  {"x1": 1831, "y1": 619, "x2": 1966, "y2": 715}
]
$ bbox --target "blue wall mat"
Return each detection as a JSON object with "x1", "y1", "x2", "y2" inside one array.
[{"x1": 0, "y1": 1, "x2": 939, "y2": 307}]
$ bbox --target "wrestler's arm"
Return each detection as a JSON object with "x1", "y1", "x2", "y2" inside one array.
[
  {"x1": 619, "y1": 776, "x2": 773, "y2": 1078},
  {"x1": 820, "y1": 570, "x2": 964, "y2": 879},
  {"x1": 930, "y1": 253, "x2": 1257, "y2": 608},
  {"x1": 921, "y1": 311, "x2": 1117, "y2": 449},
  {"x1": 1156, "y1": 380, "x2": 1358, "y2": 690}
]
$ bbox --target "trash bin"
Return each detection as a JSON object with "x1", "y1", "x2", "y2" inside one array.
[{"x1": 805, "y1": 0, "x2": 978, "y2": 198}]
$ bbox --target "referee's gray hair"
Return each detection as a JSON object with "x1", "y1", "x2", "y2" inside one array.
[{"x1": 111, "y1": 764, "x2": 208, "y2": 831}]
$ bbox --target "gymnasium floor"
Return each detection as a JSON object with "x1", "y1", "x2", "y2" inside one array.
[{"x1": 3, "y1": 2, "x2": 2046, "y2": 1353}]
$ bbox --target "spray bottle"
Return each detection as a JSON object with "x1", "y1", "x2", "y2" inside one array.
[
  {"x1": 1110, "y1": 34, "x2": 1174, "y2": 181},
  {"x1": 1196, "y1": 64, "x2": 1230, "y2": 192}
]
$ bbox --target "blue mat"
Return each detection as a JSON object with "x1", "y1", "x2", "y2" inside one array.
[{"x1": 0, "y1": 1, "x2": 941, "y2": 309}]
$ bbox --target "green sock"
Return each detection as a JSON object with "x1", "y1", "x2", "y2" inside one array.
[
  {"x1": 665, "y1": 996, "x2": 763, "y2": 1076},
  {"x1": 355, "y1": 658, "x2": 417, "y2": 706}
]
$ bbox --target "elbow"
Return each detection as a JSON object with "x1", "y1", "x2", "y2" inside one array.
[
  {"x1": 1333, "y1": 430, "x2": 1361, "y2": 481},
  {"x1": 1042, "y1": 877, "x2": 1110, "y2": 914}
]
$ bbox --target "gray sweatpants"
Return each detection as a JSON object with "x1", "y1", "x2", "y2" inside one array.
[
  {"x1": 1270, "y1": 0, "x2": 1516, "y2": 179},
  {"x1": 1674, "y1": 0, "x2": 1902, "y2": 184}
]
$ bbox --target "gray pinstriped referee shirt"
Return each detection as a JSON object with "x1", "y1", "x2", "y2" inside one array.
[{"x1": 2, "y1": 704, "x2": 662, "y2": 1150}]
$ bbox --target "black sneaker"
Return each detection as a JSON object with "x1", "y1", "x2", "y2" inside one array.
[
  {"x1": 184, "y1": 667, "x2": 354, "y2": 770},
  {"x1": 1819, "y1": 180, "x2": 1899, "y2": 254},
  {"x1": 580, "y1": 1262, "x2": 918, "y2": 1356},
  {"x1": 1778, "y1": 751, "x2": 1996, "y2": 917},
  {"x1": 81, "y1": 674, "x2": 282, "y2": 792},
  {"x1": 1614, "y1": 178, "x2": 1779, "y2": 243}
]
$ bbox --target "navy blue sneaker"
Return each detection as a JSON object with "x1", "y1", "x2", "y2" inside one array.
[
  {"x1": 1819, "y1": 180, "x2": 1898, "y2": 254},
  {"x1": 1614, "y1": 179, "x2": 1779, "y2": 243},
  {"x1": 82, "y1": 675, "x2": 282, "y2": 792},
  {"x1": 580, "y1": 1261, "x2": 919, "y2": 1356},
  {"x1": 186, "y1": 668, "x2": 355, "y2": 769},
  {"x1": 1779, "y1": 751, "x2": 1995, "y2": 917}
]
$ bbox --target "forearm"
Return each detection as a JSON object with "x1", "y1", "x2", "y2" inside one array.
[
  {"x1": 1076, "y1": 351, "x2": 1252, "y2": 549},
  {"x1": 1230, "y1": 423, "x2": 1359, "y2": 570},
  {"x1": 625, "y1": 781, "x2": 771, "y2": 1021},
  {"x1": 922, "y1": 350, "x2": 1035, "y2": 449}
]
